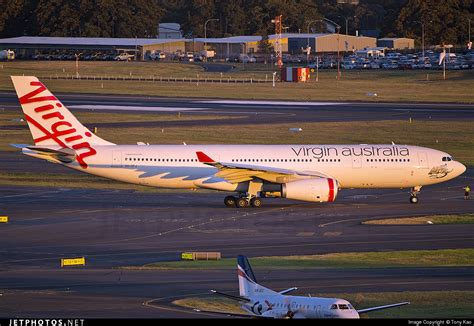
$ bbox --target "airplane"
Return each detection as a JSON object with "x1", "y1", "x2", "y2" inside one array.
[
  {"x1": 10, "y1": 76, "x2": 466, "y2": 208},
  {"x1": 193, "y1": 255, "x2": 410, "y2": 319}
]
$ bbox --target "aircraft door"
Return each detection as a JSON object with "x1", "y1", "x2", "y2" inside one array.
[
  {"x1": 316, "y1": 305, "x2": 322, "y2": 318},
  {"x1": 418, "y1": 152, "x2": 428, "y2": 169},
  {"x1": 112, "y1": 151, "x2": 122, "y2": 167}
]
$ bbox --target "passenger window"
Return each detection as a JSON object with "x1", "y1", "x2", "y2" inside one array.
[{"x1": 331, "y1": 304, "x2": 338, "y2": 310}]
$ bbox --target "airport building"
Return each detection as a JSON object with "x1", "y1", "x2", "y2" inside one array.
[
  {"x1": 0, "y1": 36, "x2": 186, "y2": 59},
  {"x1": 377, "y1": 37, "x2": 415, "y2": 50},
  {"x1": 0, "y1": 33, "x2": 382, "y2": 60}
]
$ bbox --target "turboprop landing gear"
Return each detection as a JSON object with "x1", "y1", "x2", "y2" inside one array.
[{"x1": 410, "y1": 186, "x2": 422, "y2": 204}]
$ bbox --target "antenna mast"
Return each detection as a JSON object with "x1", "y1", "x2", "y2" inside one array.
[{"x1": 273, "y1": 15, "x2": 283, "y2": 70}]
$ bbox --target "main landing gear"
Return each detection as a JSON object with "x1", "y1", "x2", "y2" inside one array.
[
  {"x1": 225, "y1": 180, "x2": 264, "y2": 208},
  {"x1": 224, "y1": 195, "x2": 263, "y2": 208},
  {"x1": 410, "y1": 186, "x2": 422, "y2": 204}
]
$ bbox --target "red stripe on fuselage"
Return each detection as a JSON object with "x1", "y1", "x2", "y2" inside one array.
[{"x1": 327, "y1": 178, "x2": 335, "y2": 202}]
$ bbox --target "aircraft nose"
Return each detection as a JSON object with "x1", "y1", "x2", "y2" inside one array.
[{"x1": 455, "y1": 161, "x2": 467, "y2": 176}]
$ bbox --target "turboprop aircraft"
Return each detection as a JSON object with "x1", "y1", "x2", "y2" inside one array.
[
  {"x1": 10, "y1": 76, "x2": 466, "y2": 207},
  {"x1": 194, "y1": 255, "x2": 409, "y2": 319}
]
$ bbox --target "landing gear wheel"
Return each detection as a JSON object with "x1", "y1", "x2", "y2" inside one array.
[
  {"x1": 409, "y1": 186, "x2": 421, "y2": 204},
  {"x1": 250, "y1": 197, "x2": 262, "y2": 208},
  {"x1": 236, "y1": 198, "x2": 249, "y2": 208},
  {"x1": 410, "y1": 196, "x2": 418, "y2": 204},
  {"x1": 224, "y1": 196, "x2": 236, "y2": 207}
]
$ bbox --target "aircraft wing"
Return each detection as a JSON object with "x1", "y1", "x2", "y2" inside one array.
[
  {"x1": 357, "y1": 302, "x2": 410, "y2": 314},
  {"x1": 193, "y1": 308, "x2": 269, "y2": 319},
  {"x1": 196, "y1": 151, "x2": 329, "y2": 184}
]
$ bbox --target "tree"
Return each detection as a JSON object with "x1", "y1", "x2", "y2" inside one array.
[
  {"x1": 36, "y1": 0, "x2": 81, "y2": 36},
  {"x1": 257, "y1": 34, "x2": 274, "y2": 64},
  {"x1": 396, "y1": 0, "x2": 473, "y2": 47},
  {"x1": 0, "y1": 0, "x2": 24, "y2": 36},
  {"x1": 0, "y1": 0, "x2": 40, "y2": 37}
]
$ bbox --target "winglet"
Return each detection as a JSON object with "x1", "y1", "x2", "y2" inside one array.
[{"x1": 196, "y1": 151, "x2": 215, "y2": 163}]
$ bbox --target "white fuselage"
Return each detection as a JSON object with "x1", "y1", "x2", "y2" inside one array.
[
  {"x1": 47, "y1": 144, "x2": 465, "y2": 192},
  {"x1": 243, "y1": 294, "x2": 359, "y2": 319}
]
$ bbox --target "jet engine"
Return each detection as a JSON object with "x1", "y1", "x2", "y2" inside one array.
[{"x1": 281, "y1": 178, "x2": 338, "y2": 202}]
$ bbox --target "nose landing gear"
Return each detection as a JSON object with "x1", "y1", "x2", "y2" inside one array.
[{"x1": 409, "y1": 186, "x2": 422, "y2": 204}]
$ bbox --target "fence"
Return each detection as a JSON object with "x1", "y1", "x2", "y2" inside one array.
[{"x1": 39, "y1": 75, "x2": 273, "y2": 84}]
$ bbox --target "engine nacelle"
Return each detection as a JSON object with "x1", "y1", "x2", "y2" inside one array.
[{"x1": 281, "y1": 178, "x2": 338, "y2": 203}]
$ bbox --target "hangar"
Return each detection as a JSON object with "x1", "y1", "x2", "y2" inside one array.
[
  {"x1": 241, "y1": 33, "x2": 376, "y2": 55},
  {"x1": 0, "y1": 36, "x2": 186, "y2": 59},
  {"x1": 0, "y1": 33, "x2": 377, "y2": 60},
  {"x1": 377, "y1": 37, "x2": 415, "y2": 50}
]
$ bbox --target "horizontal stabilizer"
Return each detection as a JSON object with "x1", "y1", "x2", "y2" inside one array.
[
  {"x1": 279, "y1": 287, "x2": 298, "y2": 295},
  {"x1": 210, "y1": 290, "x2": 251, "y2": 302},
  {"x1": 23, "y1": 145, "x2": 76, "y2": 163},
  {"x1": 10, "y1": 144, "x2": 31, "y2": 149}
]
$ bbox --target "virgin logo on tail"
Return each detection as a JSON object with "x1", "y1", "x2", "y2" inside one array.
[{"x1": 20, "y1": 81, "x2": 96, "y2": 169}]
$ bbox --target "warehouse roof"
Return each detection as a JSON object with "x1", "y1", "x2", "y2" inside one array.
[
  {"x1": 0, "y1": 36, "x2": 185, "y2": 46},
  {"x1": 378, "y1": 37, "x2": 414, "y2": 41},
  {"x1": 0, "y1": 33, "x2": 377, "y2": 47}
]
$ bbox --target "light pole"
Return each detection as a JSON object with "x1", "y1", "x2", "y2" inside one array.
[
  {"x1": 415, "y1": 21, "x2": 425, "y2": 62},
  {"x1": 306, "y1": 20, "x2": 322, "y2": 65},
  {"x1": 338, "y1": 16, "x2": 351, "y2": 35},
  {"x1": 469, "y1": 18, "x2": 471, "y2": 43},
  {"x1": 204, "y1": 18, "x2": 219, "y2": 52},
  {"x1": 323, "y1": 17, "x2": 342, "y2": 80},
  {"x1": 75, "y1": 53, "x2": 82, "y2": 78},
  {"x1": 336, "y1": 25, "x2": 341, "y2": 80}
]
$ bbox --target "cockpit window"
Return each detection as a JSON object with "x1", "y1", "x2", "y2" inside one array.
[
  {"x1": 442, "y1": 157, "x2": 453, "y2": 162},
  {"x1": 330, "y1": 304, "x2": 338, "y2": 310},
  {"x1": 338, "y1": 304, "x2": 350, "y2": 310}
]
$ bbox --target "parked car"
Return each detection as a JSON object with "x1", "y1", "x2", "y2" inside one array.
[{"x1": 114, "y1": 53, "x2": 134, "y2": 61}]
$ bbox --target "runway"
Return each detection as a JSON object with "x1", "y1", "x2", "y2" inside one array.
[{"x1": 0, "y1": 92, "x2": 473, "y2": 318}]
